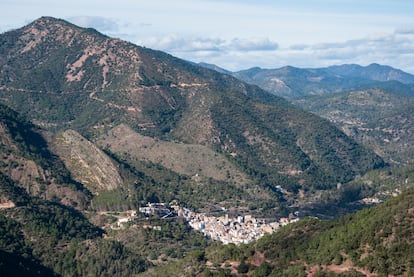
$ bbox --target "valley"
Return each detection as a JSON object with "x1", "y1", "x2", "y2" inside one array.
[{"x1": 0, "y1": 17, "x2": 413, "y2": 276}]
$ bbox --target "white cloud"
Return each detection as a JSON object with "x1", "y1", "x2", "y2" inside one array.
[
  {"x1": 159, "y1": 29, "x2": 414, "y2": 73},
  {"x1": 138, "y1": 35, "x2": 278, "y2": 54},
  {"x1": 289, "y1": 30, "x2": 414, "y2": 72},
  {"x1": 228, "y1": 38, "x2": 278, "y2": 51},
  {"x1": 395, "y1": 27, "x2": 414, "y2": 35},
  {"x1": 139, "y1": 36, "x2": 223, "y2": 52},
  {"x1": 67, "y1": 16, "x2": 119, "y2": 32},
  {"x1": 289, "y1": 44, "x2": 308, "y2": 51}
]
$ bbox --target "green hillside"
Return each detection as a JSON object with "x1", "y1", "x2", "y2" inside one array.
[
  {"x1": 0, "y1": 170, "x2": 150, "y2": 276},
  {"x1": 150, "y1": 186, "x2": 414, "y2": 276},
  {"x1": 294, "y1": 89, "x2": 414, "y2": 166},
  {"x1": 255, "y1": 187, "x2": 414, "y2": 276},
  {"x1": 0, "y1": 106, "x2": 221, "y2": 275},
  {"x1": 0, "y1": 103, "x2": 150, "y2": 275}
]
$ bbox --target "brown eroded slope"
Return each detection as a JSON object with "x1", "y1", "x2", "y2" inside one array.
[
  {"x1": 97, "y1": 124, "x2": 250, "y2": 185},
  {"x1": 52, "y1": 129, "x2": 123, "y2": 193}
]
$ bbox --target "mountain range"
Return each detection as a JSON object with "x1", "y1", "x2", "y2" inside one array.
[
  {"x1": 0, "y1": 16, "x2": 385, "y2": 210},
  {"x1": 0, "y1": 17, "x2": 413, "y2": 276},
  {"x1": 199, "y1": 63, "x2": 414, "y2": 99},
  {"x1": 201, "y1": 60, "x2": 414, "y2": 169}
]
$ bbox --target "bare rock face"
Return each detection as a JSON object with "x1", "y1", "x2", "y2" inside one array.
[
  {"x1": 53, "y1": 129, "x2": 123, "y2": 193},
  {"x1": 0, "y1": 195, "x2": 15, "y2": 209}
]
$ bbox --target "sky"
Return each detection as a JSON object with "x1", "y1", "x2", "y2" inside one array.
[{"x1": 1, "y1": 0, "x2": 414, "y2": 73}]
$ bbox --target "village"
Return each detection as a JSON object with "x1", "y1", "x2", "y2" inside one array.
[
  {"x1": 107, "y1": 202, "x2": 299, "y2": 245},
  {"x1": 176, "y1": 206, "x2": 299, "y2": 245}
]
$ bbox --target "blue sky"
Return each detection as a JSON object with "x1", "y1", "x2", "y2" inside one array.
[{"x1": 1, "y1": 0, "x2": 414, "y2": 73}]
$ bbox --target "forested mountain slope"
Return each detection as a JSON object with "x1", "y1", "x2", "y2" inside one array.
[
  {"x1": 0, "y1": 104, "x2": 150, "y2": 276},
  {"x1": 0, "y1": 17, "x2": 385, "y2": 206},
  {"x1": 294, "y1": 89, "x2": 414, "y2": 166},
  {"x1": 149, "y1": 186, "x2": 414, "y2": 276}
]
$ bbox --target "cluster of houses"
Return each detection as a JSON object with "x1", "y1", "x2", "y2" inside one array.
[
  {"x1": 136, "y1": 202, "x2": 299, "y2": 245},
  {"x1": 138, "y1": 202, "x2": 173, "y2": 218},
  {"x1": 109, "y1": 202, "x2": 299, "y2": 244},
  {"x1": 175, "y1": 207, "x2": 298, "y2": 244}
]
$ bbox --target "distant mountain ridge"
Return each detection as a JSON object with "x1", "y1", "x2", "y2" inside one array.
[
  {"x1": 325, "y1": 63, "x2": 414, "y2": 84},
  {"x1": 198, "y1": 63, "x2": 414, "y2": 98}
]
